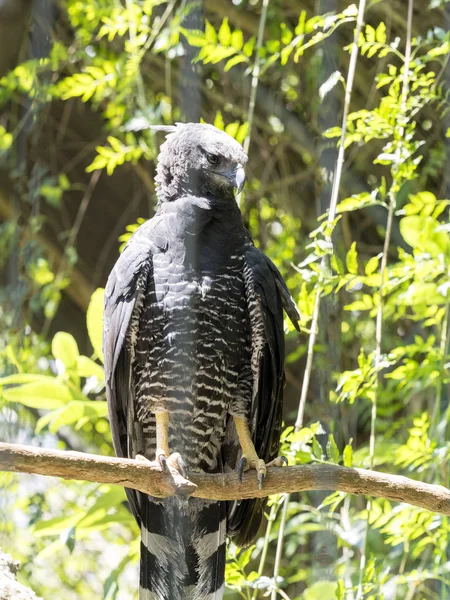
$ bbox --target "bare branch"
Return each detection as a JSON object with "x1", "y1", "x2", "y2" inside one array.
[{"x1": 1, "y1": 442, "x2": 450, "y2": 514}]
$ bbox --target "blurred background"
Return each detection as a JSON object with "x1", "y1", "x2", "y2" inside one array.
[{"x1": 1, "y1": 0, "x2": 450, "y2": 598}]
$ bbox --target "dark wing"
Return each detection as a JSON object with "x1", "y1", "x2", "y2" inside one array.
[
  {"x1": 227, "y1": 245, "x2": 300, "y2": 546},
  {"x1": 103, "y1": 218, "x2": 165, "y2": 523}
]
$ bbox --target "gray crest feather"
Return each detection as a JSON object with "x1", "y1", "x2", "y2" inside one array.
[{"x1": 149, "y1": 125, "x2": 178, "y2": 134}]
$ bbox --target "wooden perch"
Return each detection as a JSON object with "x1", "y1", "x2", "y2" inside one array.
[{"x1": 1, "y1": 442, "x2": 450, "y2": 515}]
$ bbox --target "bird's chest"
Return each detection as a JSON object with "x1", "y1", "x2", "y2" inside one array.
[
  {"x1": 133, "y1": 247, "x2": 252, "y2": 469},
  {"x1": 151, "y1": 252, "x2": 247, "y2": 339}
]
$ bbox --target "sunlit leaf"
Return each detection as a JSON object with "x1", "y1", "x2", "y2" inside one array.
[
  {"x1": 52, "y1": 332, "x2": 79, "y2": 370},
  {"x1": 304, "y1": 581, "x2": 338, "y2": 600},
  {"x1": 326, "y1": 434, "x2": 340, "y2": 464},
  {"x1": 3, "y1": 380, "x2": 72, "y2": 409},
  {"x1": 346, "y1": 242, "x2": 358, "y2": 275},
  {"x1": 76, "y1": 355, "x2": 105, "y2": 381}
]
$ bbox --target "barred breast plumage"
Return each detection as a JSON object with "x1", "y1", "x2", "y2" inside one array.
[{"x1": 133, "y1": 249, "x2": 253, "y2": 472}]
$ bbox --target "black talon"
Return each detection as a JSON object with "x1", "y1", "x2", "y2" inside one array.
[
  {"x1": 159, "y1": 455, "x2": 169, "y2": 472},
  {"x1": 237, "y1": 456, "x2": 247, "y2": 482},
  {"x1": 178, "y1": 456, "x2": 188, "y2": 479},
  {"x1": 280, "y1": 456, "x2": 288, "y2": 466},
  {"x1": 258, "y1": 471, "x2": 265, "y2": 490}
]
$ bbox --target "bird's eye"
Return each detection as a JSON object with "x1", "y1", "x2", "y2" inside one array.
[{"x1": 206, "y1": 153, "x2": 220, "y2": 165}]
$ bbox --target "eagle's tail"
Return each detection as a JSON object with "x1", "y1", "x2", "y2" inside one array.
[{"x1": 139, "y1": 495, "x2": 226, "y2": 600}]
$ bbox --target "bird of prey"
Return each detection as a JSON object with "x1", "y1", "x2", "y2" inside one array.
[{"x1": 103, "y1": 122, "x2": 300, "y2": 600}]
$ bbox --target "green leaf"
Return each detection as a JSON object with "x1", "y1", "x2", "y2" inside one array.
[
  {"x1": 343, "y1": 443, "x2": 353, "y2": 467},
  {"x1": 29, "y1": 258, "x2": 55, "y2": 284},
  {"x1": 77, "y1": 487, "x2": 127, "y2": 529},
  {"x1": 400, "y1": 215, "x2": 423, "y2": 248},
  {"x1": 336, "y1": 580, "x2": 345, "y2": 600},
  {"x1": 40, "y1": 185, "x2": 62, "y2": 207},
  {"x1": 107, "y1": 136, "x2": 123, "y2": 153},
  {"x1": 180, "y1": 28, "x2": 207, "y2": 47},
  {"x1": 342, "y1": 4, "x2": 358, "y2": 16},
  {"x1": 336, "y1": 192, "x2": 375, "y2": 213},
  {"x1": 35, "y1": 400, "x2": 108, "y2": 434},
  {"x1": 326, "y1": 433, "x2": 340, "y2": 464},
  {"x1": 34, "y1": 513, "x2": 83, "y2": 537},
  {"x1": 225, "y1": 122, "x2": 239, "y2": 139},
  {"x1": 196, "y1": 45, "x2": 236, "y2": 65},
  {"x1": 2, "y1": 380, "x2": 73, "y2": 409},
  {"x1": 401, "y1": 282, "x2": 444, "y2": 306},
  {"x1": 87, "y1": 288, "x2": 105, "y2": 362},
  {"x1": 62, "y1": 526, "x2": 76, "y2": 553},
  {"x1": 218, "y1": 18, "x2": 231, "y2": 46},
  {"x1": 86, "y1": 154, "x2": 108, "y2": 173},
  {"x1": 295, "y1": 11, "x2": 307, "y2": 35},
  {"x1": 365, "y1": 255, "x2": 380, "y2": 276},
  {"x1": 344, "y1": 295, "x2": 373, "y2": 311},
  {"x1": 224, "y1": 55, "x2": 247, "y2": 72},
  {"x1": 52, "y1": 332, "x2": 79, "y2": 370},
  {"x1": 0, "y1": 374, "x2": 59, "y2": 386},
  {"x1": 365, "y1": 24, "x2": 375, "y2": 43},
  {"x1": 375, "y1": 22, "x2": 386, "y2": 43},
  {"x1": 304, "y1": 581, "x2": 338, "y2": 600},
  {"x1": 104, "y1": 554, "x2": 132, "y2": 600},
  {"x1": 312, "y1": 437, "x2": 323, "y2": 460},
  {"x1": 242, "y1": 37, "x2": 255, "y2": 57},
  {"x1": 236, "y1": 122, "x2": 248, "y2": 144},
  {"x1": 400, "y1": 215, "x2": 449, "y2": 255},
  {"x1": 204, "y1": 20, "x2": 217, "y2": 44},
  {"x1": 281, "y1": 45, "x2": 294, "y2": 65},
  {"x1": 346, "y1": 242, "x2": 358, "y2": 275},
  {"x1": 323, "y1": 126, "x2": 341, "y2": 139},
  {"x1": 230, "y1": 30, "x2": 244, "y2": 51},
  {"x1": 76, "y1": 356, "x2": 105, "y2": 381}
]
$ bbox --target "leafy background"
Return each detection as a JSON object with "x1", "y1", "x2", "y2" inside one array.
[{"x1": 1, "y1": 0, "x2": 450, "y2": 598}]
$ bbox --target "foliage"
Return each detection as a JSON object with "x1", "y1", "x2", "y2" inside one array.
[{"x1": 1, "y1": 1, "x2": 450, "y2": 600}]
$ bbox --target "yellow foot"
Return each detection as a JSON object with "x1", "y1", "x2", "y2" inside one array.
[
  {"x1": 156, "y1": 450, "x2": 188, "y2": 478},
  {"x1": 237, "y1": 455, "x2": 287, "y2": 489}
]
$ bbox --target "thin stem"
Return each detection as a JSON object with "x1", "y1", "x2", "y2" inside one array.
[
  {"x1": 356, "y1": 1, "x2": 413, "y2": 597},
  {"x1": 327, "y1": 0, "x2": 367, "y2": 233},
  {"x1": 131, "y1": 0, "x2": 177, "y2": 113},
  {"x1": 271, "y1": 3, "x2": 367, "y2": 598},
  {"x1": 41, "y1": 170, "x2": 101, "y2": 339},
  {"x1": 125, "y1": 0, "x2": 146, "y2": 110},
  {"x1": 242, "y1": 0, "x2": 269, "y2": 157},
  {"x1": 294, "y1": 287, "x2": 320, "y2": 430},
  {"x1": 274, "y1": 588, "x2": 291, "y2": 600},
  {"x1": 368, "y1": 200, "x2": 395, "y2": 465},
  {"x1": 270, "y1": 495, "x2": 289, "y2": 600},
  {"x1": 296, "y1": 0, "x2": 367, "y2": 433},
  {"x1": 251, "y1": 501, "x2": 278, "y2": 600},
  {"x1": 237, "y1": 0, "x2": 270, "y2": 207}
]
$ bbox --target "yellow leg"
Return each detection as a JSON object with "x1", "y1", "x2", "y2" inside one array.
[
  {"x1": 234, "y1": 415, "x2": 287, "y2": 489},
  {"x1": 155, "y1": 411, "x2": 170, "y2": 459},
  {"x1": 234, "y1": 416, "x2": 261, "y2": 463},
  {"x1": 154, "y1": 411, "x2": 187, "y2": 477}
]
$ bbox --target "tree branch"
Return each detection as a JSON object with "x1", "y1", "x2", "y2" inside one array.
[{"x1": 1, "y1": 442, "x2": 450, "y2": 515}]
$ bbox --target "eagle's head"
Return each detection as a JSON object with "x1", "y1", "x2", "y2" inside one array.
[{"x1": 152, "y1": 123, "x2": 248, "y2": 203}]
